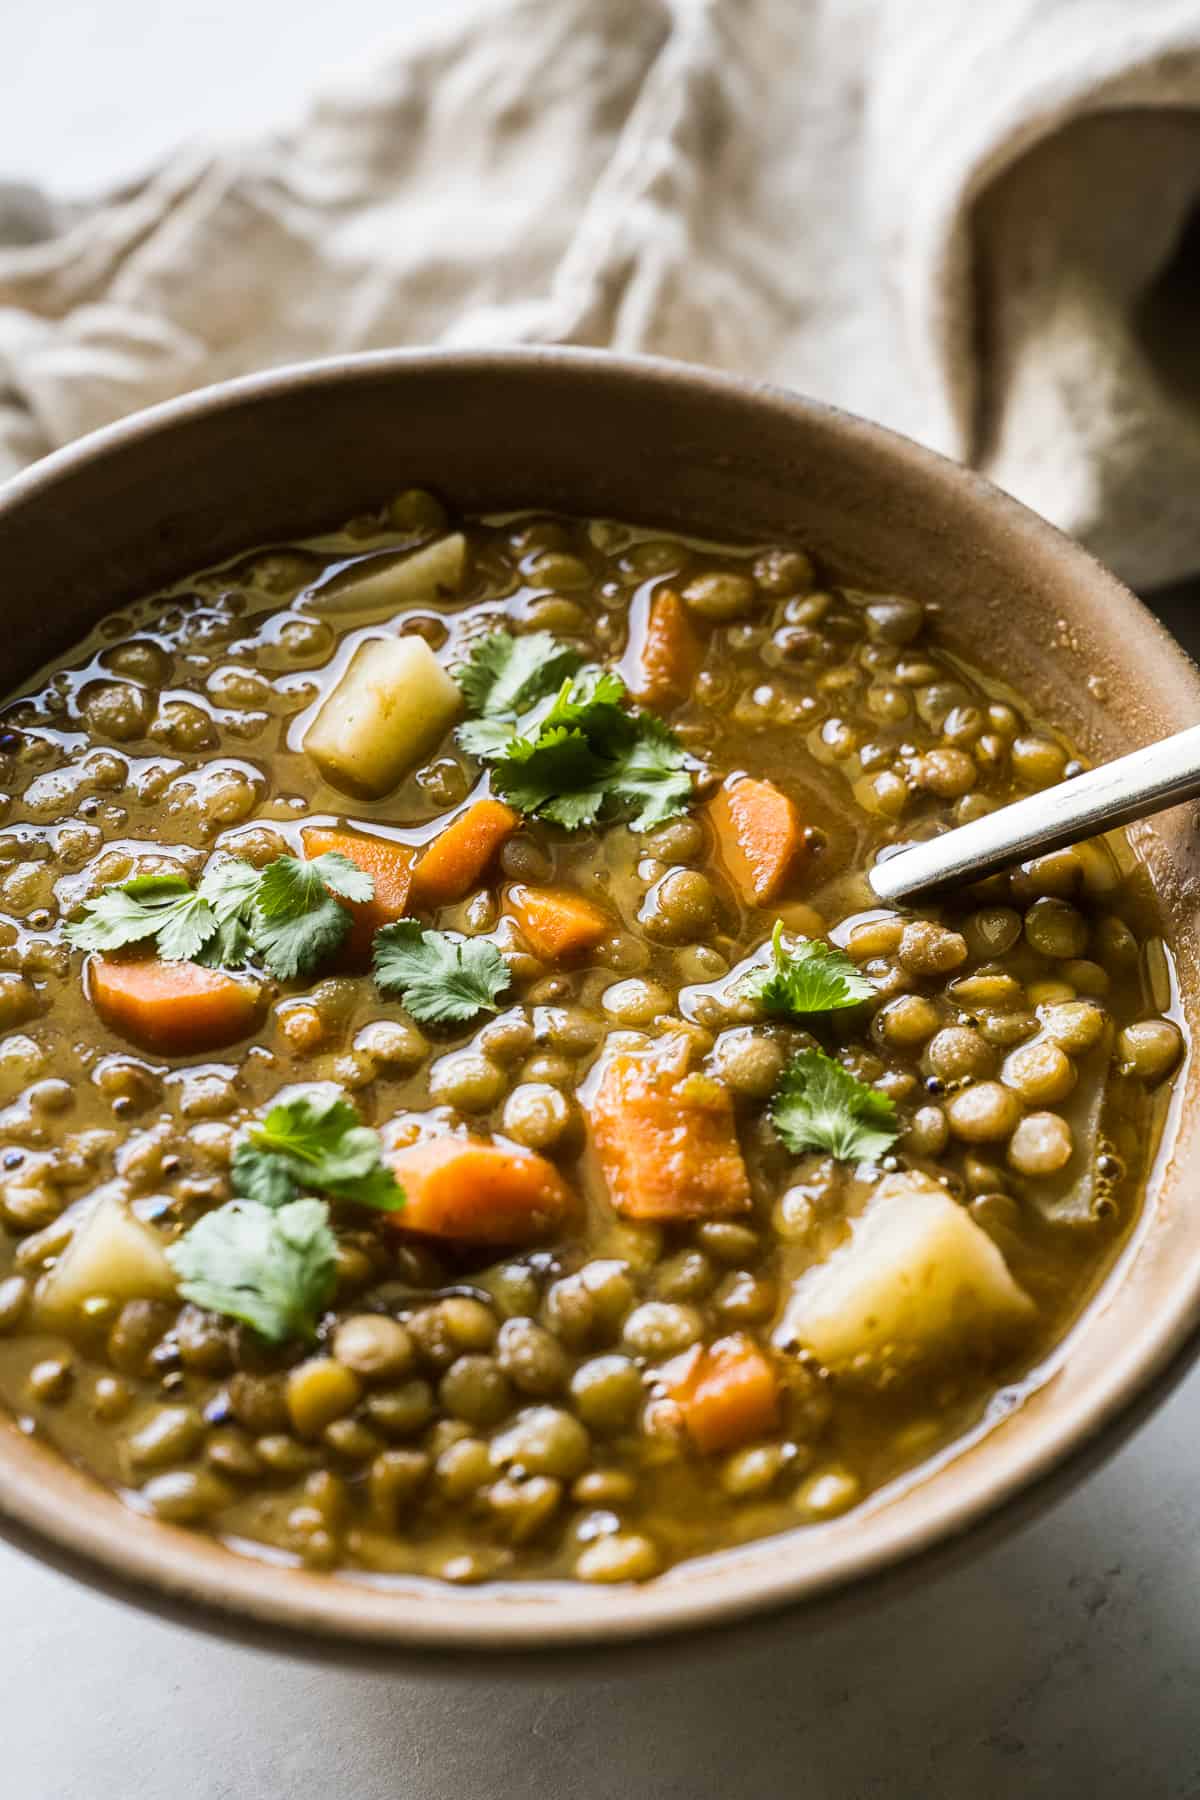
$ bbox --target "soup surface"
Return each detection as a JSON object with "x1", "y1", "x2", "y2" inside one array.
[{"x1": 0, "y1": 494, "x2": 1183, "y2": 1586}]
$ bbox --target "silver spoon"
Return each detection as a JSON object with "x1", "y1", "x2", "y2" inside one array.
[{"x1": 868, "y1": 723, "x2": 1200, "y2": 906}]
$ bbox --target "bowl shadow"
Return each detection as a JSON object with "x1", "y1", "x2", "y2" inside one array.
[{"x1": 324, "y1": 1372, "x2": 1200, "y2": 1798}]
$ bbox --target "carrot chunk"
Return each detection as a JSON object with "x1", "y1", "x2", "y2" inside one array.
[
  {"x1": 658, "y1": 1334, "x2": 780, "y2": 1454},
  {"x1": 386, "y1": 1138, "x2": 573, "y2": 1244},
  {"x1": 302, "y1": 826, "x2": 414, "y2": 961},
  {"x1": 707, "y1": 776, "x2": 808, "y2": 905},
  {"x1": 631, "y1": 588, "x2": 703, "y2": 710},
  {"x1": 506, "y1": 883, "x2": 611, "y2": 962},
  {"x1": 410, "y1": 799, "x2": 520, "y2": 908},
  {"x1": 89, "y1": 956, "x2": 262, "y2": 1055},
  {"x1": 587, "y1": 1036, "x2": 752, "y2": 1221}
]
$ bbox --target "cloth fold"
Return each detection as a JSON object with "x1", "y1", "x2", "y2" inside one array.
[{"x1": 2, "y1": 0, "x2": 1200, "y2": 589}]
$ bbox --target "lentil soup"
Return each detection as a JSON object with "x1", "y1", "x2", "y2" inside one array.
[{"x1": 0, "y1": 494, "x2": 1182, "y2": 1587}]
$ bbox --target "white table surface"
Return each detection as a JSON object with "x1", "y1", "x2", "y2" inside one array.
[{"x1": 4, "y1": 7, "x2": 1200, "y2": 1797}]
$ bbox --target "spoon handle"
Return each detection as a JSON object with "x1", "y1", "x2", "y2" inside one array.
[{"x1": 868, "y1": 722, "x2": 1200, "y2": 905}]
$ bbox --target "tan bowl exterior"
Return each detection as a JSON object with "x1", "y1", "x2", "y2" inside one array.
[{"x1": 0, "y1": 349, "x2": 1197, "y2": 1653}]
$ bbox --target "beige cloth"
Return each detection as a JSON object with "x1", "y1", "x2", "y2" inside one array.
[{"x1": 2, "y1": 0, "x2": 1200, "y2": 589}]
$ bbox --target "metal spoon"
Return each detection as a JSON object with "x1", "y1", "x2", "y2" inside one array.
[{"x1": 868, "y1": 723, "x2": 1200, "y2": 906}]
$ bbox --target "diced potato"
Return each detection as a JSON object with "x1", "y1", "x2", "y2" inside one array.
[
  {"x1": 308, "y1": 533, "x2": 467, "y2": 617},
  {"x1": 304, "y1": 635, "x2": 462, "y2": 796},
  {"x1": 775, "y1": 1170, "x2": 1034, "y2": 1382},
  {"x1": 36, "y1": 1189, "x2": 177, "y2": 1322},
  {"x1": 1027, "y1": 1032, "x2": 1113, "y2": 1228}
]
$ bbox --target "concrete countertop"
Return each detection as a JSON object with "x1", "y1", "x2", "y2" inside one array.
[{"x1": 3, "y1": 7, "x2": 1199, "y2": 1796}]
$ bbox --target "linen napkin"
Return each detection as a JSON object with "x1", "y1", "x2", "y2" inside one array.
[{"x1": 1, "y1": 0, "x2": 1199, "y2": 589}]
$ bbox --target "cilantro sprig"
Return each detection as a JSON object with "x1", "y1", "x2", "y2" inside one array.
[
  {"x1": 65, "y1": 851, "x2": 371, "y2": 983},
  {"x1": 745, "y1": 923, "x2": 876, "y2": 1019},
  {"x1": 248, "y1": 854, "x2": 370, "y2": 980},
  {"x1": 231, "y1": 1087, "x2": 405, "y2": 1212},
  {"x1": 63, "y1": 872, "x2": 220, "y2": 964},
  {"x1": 770, "y1": 1048, "x2": 899, "y2": 1164},
  {"x1": 456, "y1": 628, "x2": 583, "y2": 739},
  {"x1": 454, "y1": 629, "x2": 692, "y2": 831},
  {"x1": 167, "y1": 1197, "x2": 337, "y2": 1344},
  {"x1": 373, "y1": 921, "x2": 510, "y2": 1024},
  {"x1": 168, "y1": 1088, "x2": 403, "y2": 1342}
]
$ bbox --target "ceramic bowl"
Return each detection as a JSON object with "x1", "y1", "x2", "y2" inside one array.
[{"x1": 0, "y1": 349, "x2": 1196, "y2": 1651}]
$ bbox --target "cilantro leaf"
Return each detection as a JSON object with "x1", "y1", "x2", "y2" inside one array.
[
  {"x1": 456, "y1": 631, "x2": 693, "y2": 833},
  {"x1": 198, "y1": 857, "x2": 264, "y2": 922},
  {"x1": 193, "y1": 913, "x2": 254, "y2": 971},
  {"x1": 495, "y1": 724, "x2": 611, "y2": 828},
  {"x1": 122, "y1": 874, "x2": 194, "y2": 900},
  {"x1": 302, "y1": 852, "x2": 374, "y2": 905},
  {"x1": 458, "y1": 666, "x2": 622, "y2": 764},
  {"x1": 254, "y1": 851, "x2": 372, "y2": 915},
  {"x1": 231, "y1": 1143, "x2": 297, "y2": 1210},
  {"x1": 231, "y1": 1086, "x2": 405, "y2": 1212},
  {"x1": 65, "y1": 874, "x2": 218, "y2": 959},
  {"x1": 167, "y1": 1197, "x2": 337, "y2": 1343},
  {"x1": 538, "y1": 665, "x2": 629, "y2": 732},
  {"x1": 249, "y1": 852, "x2": 368, "y2": 980},
  {"x1": 66, "y1": 850, "x2": 376, "y2": 984},
  {"x1": 748, "y1": 922, "x2": 876, "y2": 1019},
  {"x1": 605, "y1": 713, "x2": 695, "y2": 831},
  {"x1": 191, "y1": 858, "x2": 263, "y2": 968},
  {"x1": 458, "y1": 714, "x2": 525, "y2": 761},
  {"x1": 455, "y1": 628, "x2": 583, "y2": 720},
  {"x1": 64, "y1": 886, "x2": 168, "y2": 952},
  {"x1": 153, "y1": 892, "x2": 218, "y2": 963},
  {"x1": 249, "y1": 903, "x2": 345, "y2": 981},
  {"x1": 373, "y1": 920, "x2": 511, "y2": 1023},
  {"x1": 770, "y1": 1048, "x2": 899, "y2": 1163}
]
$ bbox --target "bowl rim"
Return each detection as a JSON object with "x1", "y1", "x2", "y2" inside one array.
[{"x1": 1, "y1": 344, "x2": 1198, "y2": 1652}]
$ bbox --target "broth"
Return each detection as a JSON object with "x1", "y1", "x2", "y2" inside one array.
[{"x1": 0, "y1": 496, "x2": 1181, "y2": 1584}]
